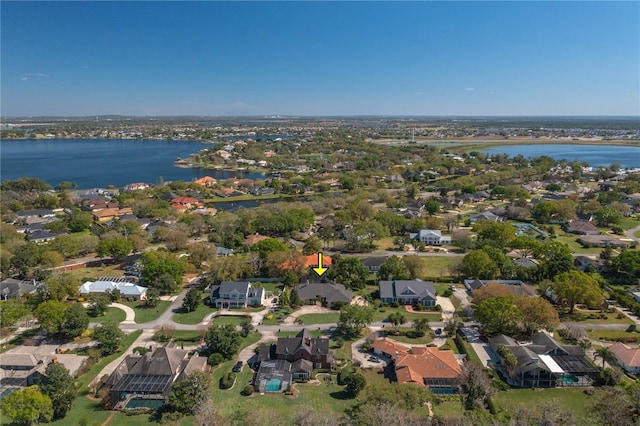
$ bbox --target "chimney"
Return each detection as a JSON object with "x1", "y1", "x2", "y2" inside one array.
[{"x1": 395, "y1": 351, "x2": 399, "y2": 362}]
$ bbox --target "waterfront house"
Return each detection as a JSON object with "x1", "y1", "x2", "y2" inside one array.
[
  {"x1": 123, "y1": 182, "x2": 150, "y2": 191},
  {"x1": 193, "y1": 176, "x2": 217, "y2": 187}
]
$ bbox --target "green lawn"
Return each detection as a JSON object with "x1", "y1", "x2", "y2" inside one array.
[
  {"x1": 122, "y1": 300, "x2": 171, "y2": 323},
  {"x1": 454, "y1": 335, "x2": 482, "y2": 365},
  {"x1": 213, "y1": 315, "x2": 250, "y2": 326},
  {"x1": 277, "y1": 330, "x2": 325, "y2": 338},
  {"x1": 386, "y1": 327, "x2": 434, "y2": 345},
  {"x1": 554, "y1": 234, "x2": 602, "y2": 254},
  {"x1": 421, "y1": 256, "x2": 460, "y2": 279},
  {"x1": 587, "y1": 329, "x2": 639, "y2": 341},
  {"x1": 88, "y1": 306, "x2": 126, "y2": 324},
  {"x1": 563, "y1": 310, "x2": 634, "y2": 325},
  {"x1": 372, "y1": 307, "x2": 441, "y2": 323},
  {"x1": 433, "y1": 400, "x2": 464, "y2": 417},
  {"x1": 492, "y1": 387, "x2": 592, "y2": 421},
  {"x1": 297, "y1": 313, "x2": 341, "y2": 324},
  {"x1": 173, "y1": 296, "x2": 216, "y2": 324},
  {"x1": 51, "y1": 330, "x2": 143, "y2": 426},
  {"x1": 67, "y1": 263, "x2": 126, "y2": 281}
]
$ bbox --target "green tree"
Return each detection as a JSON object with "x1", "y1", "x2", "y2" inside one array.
[
  {"x1": 338, "y1": 304, "x2": 374, "y2": 337},
  {"x1": 89, "y1": 294, "x2": 110, "y2": 317},
  {"x1": 496, "y1": 344, "x2": 518, "y2": 378},
  {"x1": 474, "y1": 221, "x2": 517, "y2": 247},
  {"x1": 182, "y1": 287, "x2": 202, "y2": 313},
  {"x1": 474, "y1": 294, "x2": 522, "y2": 336},
  {"x1": 93, "y1": 322, "x2": 124, "y2": 355},
  {"x1": 95, "y1": 238, "x2": 133, "y2": 262},
  {"x1": 424, "y1": 200, "x2": 441, "y2": 216},
  {"x1": 187, "y1": 242, "x2": 217, "y2": 268},
  {"x1": 611, "y1": 250, "x2": 640, "y2": 278},
  {"x1": 536, "y1": 240, "x2": 575, "y2": 280},
  {"x1": 552, "y1": 270, "x2": 603, "y2": 313},
  {"x1": 167, "y1": 370, "x2": 212, "y2": 415},
  {"x1": 594, "y1": 346, "x2": 617, "y2": 369},
  {"x1": 402, "y1": 255, "x2": 425, "y2": 279},
  {"x1": 379, "y1": 255, "x2": 408, "y2": 280},
  {"x1": 0, "y1": 298, "x2": 28, "y2": 329},
  {"x1": 387, "y1": 312, "x2": 406, "y2": 329},
  {"x1": 302, "y1": 235, "x2": 323, "y2": 256},
  {"x1": 328, "y1": 255, "x2": 368, "y2": 291},
  {"x1": 144, "y1": 288, "x2": 160, "y2": 308},
  {"x1": 34, "y1": 300, "x2": 67, "y2": 336},
  {"x1": 344, "y1": 372, "x2": 367, "y2": 397},
  {"x1": 40, "y1": 363, "x2": 75, "y2": 420},
  {"x1": 68, "y1": 211, "x2": 93, "y2": 232},
  {"x1": 140, "y1": 250, "x2": 186, "y2": 292},
  {"x1": 594, "y1": 206, "x2": 623, "y2": 227},
  {"x1": 531, "y1": 201, "x2": 555, "y2": 223},
  {"x1": 514, "y1": 296, "x2": 559, "y2": 336},
  {"x1": 61, "y1": 303, "x2": 90, "y2": 339},
  {"x1": 1, "y1": 385, "x2": 53, "y2": 425},
  {"x1": 204, "y1": 324, "x2": 242, "y2": 360},
  {"x1": 462, "y1": 249, "x2": 495, "y2": 279},
  {"x1": 240, "y1": 317, "x2": 253, "y2": 338}
]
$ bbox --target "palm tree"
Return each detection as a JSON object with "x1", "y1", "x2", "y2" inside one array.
[{"x1": 594, "y1": 346, "x2": 617, "y2": 369}]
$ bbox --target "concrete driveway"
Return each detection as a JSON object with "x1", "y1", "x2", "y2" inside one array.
[{"x1": 460, "y1": 326, "x2": 498, "y2": 368}]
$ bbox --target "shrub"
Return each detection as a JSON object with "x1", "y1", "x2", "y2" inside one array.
[
  {"x1": 133, "y1": 346, "x2": 148, "y2": 355},
  {"x1": 337, "y1": 367, "x2": 353, "y2": 386},
  {"x1": 207, "y1": 353, "x2": 225, "y2": 366},
  {"x1": 627, "y1": 324, "x2": 637, "y2": 333},
  {"x1": 618, "y1": 336, "x2": 638, "y2": 344},
  {"x1": 241, "y1": 385, "x2": 254, "y2": 396},
  {"x1": 442, "y1": 289, "x2": 453, "y2": 297},
  {"x1": 618, "y1": 313, "x2": 626, "y2": 319},
  {"x1": 414, "y1": 303, "x2": 423, "y2": 311},
  {"x1": 391, "y1": 301, "x2": 400, "y2": 308},
  {"x1": 219, "y1": 372, "x2": 236, "y2": 390}
]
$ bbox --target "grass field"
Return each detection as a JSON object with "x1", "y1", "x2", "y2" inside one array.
[
  {"x1": 587, "y1": 329, "x2": 639, "y2": 341},
  {"x1": 554, "y1": 234, "x2": 602, "y2": 254},
  {"x1": 492, "y1": 387, "x2": 592, "y2": 421},
  {"x1": 563, "y1": 310, "x2": 634, "y2": 325},
  {"x1": 88, "y1": 306, "x2": 126, "y2": 324},
  {"x1": 372, "y1": 307, "x2": 441, "y2": 323},
  {"x1": 67, "y1": 263, "x2": 126, "y2": 281},
  {"x1": 297, "y1": 313, "x2": 341, "y2": 324},
  {"x1": 213, "y1": 315, "x2": 250, "y2": 326},
  {"x1": 422, "y1": 256, "x2": 460, "y2": 279},
  {"x1": 122, "y1": 300, "x2": 171, "y2": 323},
  {"x1": 173, "y1": 296, "x2": 215, "y2": 324}
]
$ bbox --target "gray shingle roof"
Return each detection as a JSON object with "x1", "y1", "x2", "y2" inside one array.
[{"x1": 378, "y1": 280, "x2": 436, "y2": 301}]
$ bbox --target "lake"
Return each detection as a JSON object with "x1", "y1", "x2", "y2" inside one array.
[
  {"x1": 482, "y1": 143, "x2": 640, "y2": 168},
  {"x1": 0, "y1": 139, "x2": 265, "y2": 188}
]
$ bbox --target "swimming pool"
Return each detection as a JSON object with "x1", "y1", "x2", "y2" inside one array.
[{"x1": 265, "y1": 377, "x2": 282, "y2": 392}]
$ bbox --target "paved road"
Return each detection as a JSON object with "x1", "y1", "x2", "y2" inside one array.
[{"x1": 625, "y1": 223, "x2": 640, "y2": 243}]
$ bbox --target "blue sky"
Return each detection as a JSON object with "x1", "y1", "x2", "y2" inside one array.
[{"x1": 1, "y1": 1, "x2": 638, "y2": 117}]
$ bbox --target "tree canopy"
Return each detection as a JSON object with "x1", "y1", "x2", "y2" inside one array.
[{"x1": 204, "y1": 324, "x2": 242, "y2": 360}]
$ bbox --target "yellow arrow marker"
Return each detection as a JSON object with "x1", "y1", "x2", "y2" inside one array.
[{"x1": 313, "y1": 252, "x2": 328, "y2": 277}]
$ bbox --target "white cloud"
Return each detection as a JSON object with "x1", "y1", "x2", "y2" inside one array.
[
  {"x1": 464, "y1": 87, "x2": 475, "y2": 92},
  {"x1": 21, "y1": 72, "x2": 49, "y2": 81},
  {"x1": 20, "y1": 76, "x2": 28, "y2": 81},
  {"x1": 415, "y1": 91, "x2": 423, "y2": 95}
]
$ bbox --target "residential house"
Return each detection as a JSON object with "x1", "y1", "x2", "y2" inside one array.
[
  {"x1": 80, "y1": 280, "x2": 148, "y2": 300},
  {"x1": 360, "y1": 256, "x2": 388, "y2": 273},
  {"x1": 371, "y1": 338, "x2": 461, "y2": 394},
  {"x1": 574, "y1": 255, "x2": 607, "y2": 272},
  {"x1": 296, "y1": 283, "x2": 352, "y2": 308},
  {"x1": 216, "y1": 246, "x2": 234, "y2": 257},
  {"x1": 123, "y1": 182, "x2": 150, "y2": 191},
  {"x1": 105, "y1": 345, "x2": 209, "y2": 410},
  {"x1": 609, "y1": 342, "x2": 640, "y2": 374},
  {"x1": 0, "y1": 353, "x2": 88, "y2": 394},
  {"x1": 489, "y1": 332, "x2": 598, "y2": 388},
  {"x1": 27, "y1": 230, "x2": 65, "y2": 243},
  {"x1": 193, "y1": 176, "x2": 217, "y2": 187},
  {"x1": 411, "y1": 229, "x2": 452, "y2": 246},
  {"x1": 92, "y1": 207, "x2": 134, "y2": 223},
  {"x1": 577, "y1": 234, "x2": 632, "y2": 248},
  {"x1": 209, "y1": 281, "x2": 266, "y2": 308},
  {"x1": 470, "y1": 211, "x2": 501, "y2": 223},
  {"x1": 566, "y1": 220, "x2": 600, "y2": 235},
  {"x1": 463, "y1": 279, "x2": 524, "y2": 291},
  {"x1": 378, "y1": 279, "x2": 436, "y2": 307},
  {"x1": 169, "y1": 197, "x2": 204, "y2": 212},
  {"x1": 13, "y1": 209, "x2": 56, "y2": 224},
  {"x1": 244, "y1": 234, "x2": 269, "y2": 246},
  {"x1": 0, "y1": 279, "x2": 39, "y2": 300},
  {"x1": 275, "y1": 329, "x2": 333, "y2": 370}
]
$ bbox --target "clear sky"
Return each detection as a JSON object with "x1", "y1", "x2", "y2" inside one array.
[{"x1": 1, "y1": 1, "x2": 638, "y2": 117}]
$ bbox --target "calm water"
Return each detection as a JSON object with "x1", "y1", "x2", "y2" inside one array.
[
  {"x1": 482, "y1": 143, "x2": 640, "y2": 168},
  {"x1": 0, "y1": 139, "x2": 265, "y2": 188}
]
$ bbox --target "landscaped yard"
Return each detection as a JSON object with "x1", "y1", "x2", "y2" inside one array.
[
  {"x1": 173, "y1": 296, "x2": 216, "y2": 324},
  {"x1": 385, "y1": 327, "x2": 434, "y2": 345},
  {"x1": 564, "y1": 310, "x2": 634, "y2": 325},
  {"x1": 88, "y1": 306, "x2": 126, "y2": 324},
  {"x1": 372, "y1": 307, "x2": 441, "y2": 323},
  {"x1": 67, "y1": 263, "x2": 126, "y2": 281},
  {"x1": 213, "y1": 315, "x2": 250, "y2": 326},
  {"x1": 554, "y1": 234, "x2": 602, "y2": 254},
  {"x1": 122, "y1": 300, "x2": 171, "y2": 323},
  {"x1": 587, "y1": 328, "x2": 639, "y2": 342}
]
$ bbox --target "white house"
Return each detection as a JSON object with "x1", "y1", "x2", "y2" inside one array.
[
  {"x1": 210, "y1": 281, "x2": 266, "y2": 308},
  {"x1": 410, "y1": 229, "x2": 452, "y2": 246},
  {"x1": 80, "y1": 280, "x2": 148, "y2": 300},
  {"x1": 609, "y1": 342, "x2": 640, "y2": 374}
]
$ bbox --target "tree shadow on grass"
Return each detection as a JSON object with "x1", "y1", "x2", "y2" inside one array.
[{"x1": 330, "y1": 390, "x2": 352, "y2": 400}]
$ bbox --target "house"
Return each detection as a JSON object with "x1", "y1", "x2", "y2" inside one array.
[
  {"x1": 105, "y1": 345, "x2": 209, "y2": 410},
  {"x1": 216, "y1": 246, "x2": 234, "y2": 257},
  {"x1": 13, "y1": 209, "x2": 56, "y2": 224},
  {"x1": 577, "y1": 235, "x2": 632, "y2": 248},
  {"x1": 169, "y1": 197, "x2": 204, "y2": 212},
  {"x1": 92, "y1": 207, "x2": 134, "y2": 222},
  {"x1": 80, "y1": 280, "x2": 148, "y2": 300},
  {"x1": 463, "y1": 279, "x2": 525, "y2": 292},
  {"x1": 0, "y1": 353, "x2": 88, "y2": 393},
  {"x1": 244, "y1": 234, "x2": 269, "y2": 246},
  {"x1": 566, "y1": 220, "x2": 600, "y2": 235},
  {"x1": 0, "y1": 279, "x2": 39, "y2": 300},
  {"x1": 360, "y1": 256, "x2": 388, "y2": 273},
  {"x1": 574, "y1": 255, "x2": 606, "y2": 272},
  {"x1": 193, "y1": 176, "x2": 217, "y2": 187},
  {"x1": 489, "y1": 332, "x2": 598, "y2": 388},
  {"x1": 27, "y1": 230, "x2": 65, "y2": 243},
  {"x1": 378, "y1": 279, "x2": 436, "y2": 307},
  {"x1": 470, "y1": 211, "x2": 501, "y2": 223},
  {"x1": 296, "y1": 283, "x2": 352, "y2": 308},
  {"x1": 371, "y1": 338, "x2": 461, "y2": 394},
  {"x1": 609, "y1": 342, "x2": 640, "y2": 374},
  {"x1": 410, "y1": 229, "x2": 452, "y2": 246},
  {"x1": 209, "y1": 281, "x2": 266, "y2": 308},
  {"x1": 275, "y1": 329, "x2": 333, "y2": 370},
  {"x1": 123, "y1": 182, "x2": 150, "y2": 191}
]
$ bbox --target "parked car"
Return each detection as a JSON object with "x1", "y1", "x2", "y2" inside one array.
[
  {"x1": 232, "y1": 361, "x2": 243, "y2": 372},
  {"x1": 369, "y1": 356, "x2": 381, "y2": 363},
  {"x1": 435, "y1": 328, "x2": 442, "y2": 335}
]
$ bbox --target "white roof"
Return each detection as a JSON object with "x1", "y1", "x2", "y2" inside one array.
[
  {"x1": 539, "y1": 354, "x2": 564, "y2": 374},
  {"x1": 80, "y1": 280, "x2": 147, "y2": 296}
]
